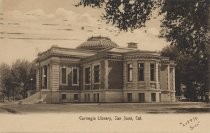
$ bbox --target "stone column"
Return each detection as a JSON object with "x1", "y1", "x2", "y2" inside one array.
[
  {"x1": 36, "y1": 63, "x2": 41, "y2": 91},
  {"x1": 155, "y1": 62, "x2": 160, "y2": 89},
  {"x1": 156, "y1": 93, "x2": 160, "y2": 102},
  {"x1": 47, "y1": 64, "x2": 50, "y2": 90},
  {"x1": 167, "y1": 65, "x2": 170, "y2": 91},
  {"x1": 133, "y1": 61, "x2": 137, "y2": 89},
  {"x1": 172, "y1": 67, "x2": 175, "y2": 91},
  {"x1": 50, "y1": 58, "x2": 60, "y2": 103},
  {"x1": 51, "y1": 63, "x2": 60, "y2": 91},
  {"x1": 145, "y1": 92, "x2": 151, "y2": 102},
  {"x1": 122, "y1": 61, "x2": 127, "y2": 102},
  {"x1": 42, "y1": 66, "x2": 46, "y2": 89},
  {"x1": 104, "y1": 60, "x2": 109, "y2": 89},
  {"x1": 82, "y1": 65, "x2": 85, "y2": 90},
  {"x1": 145, "y1": 62, "x2": 150, "y2": 90},
  {"x1": 123, "y1": 61, "x2": 127, "y2": 90}
]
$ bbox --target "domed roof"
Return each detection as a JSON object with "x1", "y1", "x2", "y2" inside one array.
[{"x1": 76, "y1": 36, "x2": 119, "y2": 50}]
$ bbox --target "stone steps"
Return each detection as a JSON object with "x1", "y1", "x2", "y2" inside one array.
[{"x1": 18, "y1": 91, "x2": 47, "y2": 104}]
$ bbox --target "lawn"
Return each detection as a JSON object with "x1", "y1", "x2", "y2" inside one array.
[{"x1": 0, "y1": 102, "x2": 210, "y2": 114}]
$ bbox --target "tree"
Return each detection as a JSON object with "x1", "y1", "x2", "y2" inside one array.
[
  {"x1": 160, "y1": 0, "x2": 208, "y2": 62},
  {"x1": 11, "y1": 59, "x2": 36, "y2": 99},
  {"x1": 0, "y1": 63, "x2": 13, "y2": 100},
  {"x1": 160, "y1": 0, "x2": 209, "y2": 101},
  {"x1": 0, "y1": 60, "x2": 36, "y2": 101},
  {"x1": 161, "y1": 45, "x2": 207, "y2": 101},
  {"x1": 76, "y1": 0, "x2": 158, "y2": 31}
]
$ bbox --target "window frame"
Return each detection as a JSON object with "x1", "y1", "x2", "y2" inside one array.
[
  {"x1": 150, "y1": 63, "x2": 155, "y2": 81},
  {"x1": 93, "y1": 65, "x2": 100, "y2": 84},
  {"x1": 84, "y1": 94, "x2": 87, "y2": 102},
  {"x1": 61, "y1": 93, "x2": 67, "y2": 100},
  {"x1": 151, "y1": 93, "x2": 156, "y2": 102},
  {"x1": 138, "y1": 93, "x2": 145, "y2": 103},
  {"x1": 158, "y1": 64, "x2": 161, "y2": 82},
  {"x1": 127, "y1": 63, "x2": 133, "y2": 82},
  {"x1": 74, "y1": 93, "x2": 79, "y2": 101},
  {"x1": 61, "y1": 66, "x2": 68, "y2": 85},
  {"x1": 87, "y1": 94, "x2": 90, "y2": 102},
  {"x1": 127, "y1": 93, "x2": 132, "y2": 102},
  {"x1": 72, "y1": 67, "x2": 79, "y2": 86},
  {"x1": 43, "y1": 65, "x2": 48, "y2": 89},
  {"x1": 85, "y1": 66, "x2": 91, "y2": 85},
  {"x1": 138, "y1": 63, "x2": 145, "y2": 81}
]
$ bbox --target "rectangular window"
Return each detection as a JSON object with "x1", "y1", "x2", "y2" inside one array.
[
  {"x1": 93, "y1": 94, "x2": 96, "y2": 102},
  {"x1": 127, "y1": 64, "x2": 133, "y2": 82},
  {"x1": 61, "y1": 67, "x2": 67, "y2": 84},
  {"x1": 87, "y1": 94, "x2": 90, "y2": 102},
  {"x1": 150, "y1": 64, "x2": 155, "y2": 81},
  {"x1": 151, "y1": 93, "x2": 156, "y2": 102},
  {"x1": 61, "y1": 94, "x2": 66, "y2": 100},
  {"x1": 96, "y1": 93, "x2": 99, "y2": 103},
  {"x1": 159, "y1": 93, "x2": 161, "y2": 102},
  {"x1": 43, "y1": 65, "x2": 48, "y2": 89},
  {"x1": 138, "y1": 63, "x2": 144, "y2": 81},
  {"x1": 94, "y1": 65, "x2": 100, "y2": 83},
  {"x1": 158, "y1": 64, "x2": 160, "y2": 82},
  {"x1": 138, "y1": 93, "x2": 145, "y2": 103},
  {"x1": 127, "y1": 93, "x2": 132, "y2": 102},
  {"x1": 72, "y1": 67, "x2": 79, "y2": 85},
  {"x1": 40, "y1": 68, "x2": 43, "y2": 89},
  {"x1": 85, "y1": 67, "x2": 90, "y2": 84},
  {"x1": 84, "y1": 94, "x2": 87, "y2": 102},
  {"x1": 74, "y1": 94, "x2": 79, "y2": 101}
]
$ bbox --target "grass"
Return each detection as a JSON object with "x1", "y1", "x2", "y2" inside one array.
[{"x1": 0, "y1": 102, "x2": 210, "y2": 114}]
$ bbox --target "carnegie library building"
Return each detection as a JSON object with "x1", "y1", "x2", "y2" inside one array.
[{"x1": 35, "y1": 36, "x2": 176, "y2": 103}]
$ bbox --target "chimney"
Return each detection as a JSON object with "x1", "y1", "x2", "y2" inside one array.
[{"x1": 127, "y1": 42, "x2": 138, "y2": 49}]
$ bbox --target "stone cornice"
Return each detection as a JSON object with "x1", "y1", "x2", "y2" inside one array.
[
  {"x1": 36, "y1": 46, "x2": 175, "y2": 65},
  {"x1": 37, "y1": 46, "x2": 95, "y2": 62},
  {"x1": 124, "y1": 55, "x2": 161, "y2": 60},
  {"x1": 37, "y1": 53, "x2": 84, "y2": 62},
  {"x1": 161, "y1": 90, "x2": 176, "y2": 93},
  {"x1": 82, "y1": 51, "x2": 163, "y2": 63}
]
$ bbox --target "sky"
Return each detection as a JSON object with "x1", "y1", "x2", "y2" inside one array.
[{"x1": 0, "y1": 0, "x2": 169, "y2": 65}]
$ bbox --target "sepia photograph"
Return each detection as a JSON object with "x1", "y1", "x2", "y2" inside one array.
[{"x1": 0, "y1": 0, "x2": 210, "y2": 132}]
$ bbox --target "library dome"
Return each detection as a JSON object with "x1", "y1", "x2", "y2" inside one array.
[{"x1": 76, "y1": 36, "x2": 118, "y2": 50}]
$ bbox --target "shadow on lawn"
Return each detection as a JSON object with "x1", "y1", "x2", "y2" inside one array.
[
  {"x1": 0, "y1": 107, "x2": 19, "y2": 114},
  {"x1": 172, "y1": 108, "x2": 210, "y2": 113},
  {"x1": 1, "y1": 103, "x2": 210, "y2": 114}
]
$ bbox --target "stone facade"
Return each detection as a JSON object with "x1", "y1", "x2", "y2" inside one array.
[{"x1": 35, "y1": 37, "x2": 176, "y2": 103}]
